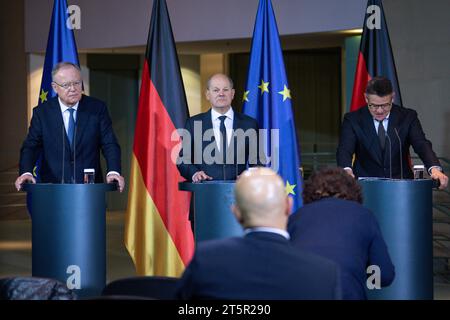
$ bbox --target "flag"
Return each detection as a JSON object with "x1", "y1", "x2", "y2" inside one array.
[
  {"x1": 124, "y1": 0, "x2": 194, "y2": 276},
  {"x1": 243, "y1": 0, "x2": 303, "y2": 212},
  {"x1": 27, "y1": 0, "x2": 80, "y2": 216},
  {"x1": 34, "y1": 0, "x2": 80, "y2": 180},
  {"x1": 350, "y1": 0, "x2": 402, "y2": 111}
]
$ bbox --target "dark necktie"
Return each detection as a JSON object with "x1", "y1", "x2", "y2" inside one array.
[
  {"x1": 377, "y1": 119, "x2": 386, "y2": 151},
  {"x1": 219, "y1": 115, "x2": 227, "y2": 164},
  {"x1": 68, "y1": 108, "x2": 75, "y2": 148}
]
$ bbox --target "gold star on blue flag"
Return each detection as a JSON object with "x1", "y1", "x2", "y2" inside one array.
[{"x1": 278, "y1": 85, "x2": 291, "y2": 102}]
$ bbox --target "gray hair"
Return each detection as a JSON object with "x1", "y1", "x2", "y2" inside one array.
[
  {"x1": 51, "y1": 62, "x2": 81, "y2": 81},
  {"x1": 206, "y1": 74, "x2": 234, "y2": 89}
]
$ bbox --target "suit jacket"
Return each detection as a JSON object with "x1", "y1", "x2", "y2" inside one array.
[
  {"x1": 177, "y1": 109, "x2": 263, "y2": 181},
  {"x1": 336, "y1": 104, "x2": 440, "y2": 178},
  {"x1": 288, "y1": 198, "x2": 395, "y2": 300},
  {"x1": 176, "y1": 231, "x2": 341, "y2": 300},
  {"x1": 19, "y1": 95, "x2": 121, "y2": 183}
]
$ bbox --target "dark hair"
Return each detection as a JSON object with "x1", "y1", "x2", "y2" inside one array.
[
  {"x1": 303, "y1": 167, "x2": 363, "y2": 204},
  {"x1": 365, "y1": 77, "x2": 393, "y2": 97}
]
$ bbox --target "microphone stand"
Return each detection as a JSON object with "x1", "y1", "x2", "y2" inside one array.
[
  {"x1": 61, "y1": 123, "x2": 65, "y2": 184},
  {"x1": 73, "y1": 126, "x2": 77, "y2": 183},
  {"x1": 394, "y1": 128, "x2": 403, "y2": 180},
  {"x1": 386, "y1": 133, "x2": 392, "y2": 179}
]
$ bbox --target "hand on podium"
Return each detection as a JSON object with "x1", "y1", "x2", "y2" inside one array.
[
  {"x1": 15, "y1": 173, "x2": 36, "y2": 191},
  {"x1": 430, "y1": 168, "x2": 448, "y2": 190},
  {"x1": 107, "y1": 173, "x2": 125, "y2": 192},
  {"x1": 192, "y1": 171, "x2": 212, "y2": 183}
]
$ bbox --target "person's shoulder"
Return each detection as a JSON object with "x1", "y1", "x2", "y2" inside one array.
[
  {"x1": 234, "y1": 111, "x2": 258, "y2": 126},
  {"x1": 392, "y1": 104, "x2": 417, "y2": 118},
  {"x1": 32, "y1": 97, "x2": 59, "y2": 114},
  {"x1": 195, "y1": 237, "x2": 242, "y2": 255},
  {"x1": 344, "y1": 106, "x2": 368, "y2": 120},
  {"x1": 290, "y1": 198, "x2": 371, "y2": 221},
  {"x1": 80, "y1": 95, "x2": 106, "y2": 107},
  {"x1": 187, "y1": 110, "x2": 210, "y2": 121}
]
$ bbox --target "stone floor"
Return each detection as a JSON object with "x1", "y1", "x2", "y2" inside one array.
[{"x1": 1, "y1": 211, "x2": 450, "y2": 299}]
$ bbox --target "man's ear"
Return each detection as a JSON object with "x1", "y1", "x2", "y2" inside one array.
[
  {"x1": 285, "y1": 197, "x2": 293, "y2": 217},
  {"x1": 391, "y1": 92, "x2": 396, "y2": 103},
  {"x1": 364, "y1": 93, "x2": 369, "y2": 104},
  {"x1": 231, "y1": 204, "x2": 243, "y2": 223}
]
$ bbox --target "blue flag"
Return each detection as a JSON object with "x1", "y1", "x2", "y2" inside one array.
[
  {"x1": 34, "y1": 0, "x2": 80, "y2": 181},
  {"x1": 27, "y1": 0, "x2": 80, "y2": 217},
  {"x1": 243, "y1": 0, "x2": 303, "y2": 212}
]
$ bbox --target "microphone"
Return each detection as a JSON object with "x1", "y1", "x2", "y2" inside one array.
[
  {"x1": 73, "y1": 126, "x2": 77, "y2": 183},
  {"x1": 394, "y1": 128, "x2": 403, "y2": 180},
  {"x1": 385, "y1": 133, "x2": 392, "y2": 179},
  {"x1": 61, "y1": 123, "x2": 65, "y2": 184},
  {"x1": 235, "y1": 139, "x2": 238, "y2": 181}
]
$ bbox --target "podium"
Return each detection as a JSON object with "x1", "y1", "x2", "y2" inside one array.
[
  {"x1": 359, "y1": 179, "x2": 433, "y2": 300},
  {"x1": 179, "y1": 181, "x2": 243, "y2": 242},
  {"x1": 23, "y1": 183, "x2": 116, "y2": 298}
]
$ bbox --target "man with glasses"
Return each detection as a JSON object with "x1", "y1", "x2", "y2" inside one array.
[
  {"x1": 15, "y1": 62, "x2": 125, "y2": 192},
  {"x1": 337, "y1": 77, "x2": 448, "y2": 189}
]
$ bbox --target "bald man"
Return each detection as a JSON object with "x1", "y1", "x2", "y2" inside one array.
[
  {"x1": 177, "y1": 73, "x2": 263, "y2": 183},
  {"x1": 176, "y1": 168, "x2": 341, "y2": 300}
]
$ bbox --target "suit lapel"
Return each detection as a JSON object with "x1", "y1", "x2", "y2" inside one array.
[
  {"x1": 385, "y1": 105, "x2": 401, "y2": 164},
  {"x1": 49, "y1": 98, "x2": 71, "y2": 153},
  {"x1": 359, "y1": 107, "x2": 383, "y2": 165},
  {"x1": 201, "y1": 109, "x2": 217, "y2": 154},
  {"x1": 229, "y1": 112, "x2": 244, "y2": 161},
  {"x1": 74, "y1": 96, "x2": 89, "y2": 149}
]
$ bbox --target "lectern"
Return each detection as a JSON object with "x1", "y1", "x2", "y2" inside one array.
[
  {"x1": 23, "y1": 183, "x2": 116, "y2": 298},
  {"x1": 359, "y1": 179, "x2": 433, "y2": 300},
  {"x1": 179, "y1": 181, "x2": 243, "y2": 243}
]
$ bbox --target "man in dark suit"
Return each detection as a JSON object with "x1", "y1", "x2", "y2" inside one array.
[
  {"x1": 15, "y1": 62, "x2": 125, "y2": 192},
  {"x1": 337, "y1": 77, "x2": 448, "y2": 189},
  {"x1": 176, "y1": 168, "x2": 341, "y2": 300},
  {"x1": 177, "y1": 73, "x2": 263, "y2": 182}
]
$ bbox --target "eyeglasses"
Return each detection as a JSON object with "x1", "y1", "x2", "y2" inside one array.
[
  {"x1": 53, "y1": 81, "x2": 82, "y2": 90},
  {"x1": 368, "y1": 102, "x2": 392, "y2": 110}
]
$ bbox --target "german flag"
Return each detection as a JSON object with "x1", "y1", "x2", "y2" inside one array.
[
  {"x1": 350, "y1": 0, "x2": 402, "y2": 111},
  {"x1": 124, "y1": 0, "x2": 194, "y2": 276}
]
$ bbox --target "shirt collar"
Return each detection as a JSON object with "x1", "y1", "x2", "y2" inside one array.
[
  {"x1": 211, "y1": 107, "x2": 234, "y2": 122},
  {"x1": 373, "y1": 112, "x2": 390, "y2": 122},
  {"x1": 58, "y1": 97, "x2": 79, "y2": 112},
  {"x1": 244, "y1": 227, "x2": 290, "y2": 240}
]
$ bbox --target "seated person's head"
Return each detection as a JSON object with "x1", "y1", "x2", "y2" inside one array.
[
  {"x1": 303, "y1": 167, "x2": 363, "y2": 204},
  {"x1": 233, "y1": 167, "x2": 292, "y2": 229}
]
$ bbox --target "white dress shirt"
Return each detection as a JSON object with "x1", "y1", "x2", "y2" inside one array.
[
  {"x1": 244, "y1": 227, "x2": 290, "y2": 240},
  {"x1": 58, "y1": 98, "x2": 79, "y2": 135},
  {"x1": 211, "y1": 108, "x2": 234, "y2": 152}
]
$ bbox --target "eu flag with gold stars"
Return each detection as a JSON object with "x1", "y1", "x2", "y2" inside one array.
[
  {"x1": 34, "y1": 0, "x2": 80, "y2": 181},
  {"x1": 243, "y1": 0, "x2": 302, "y2": 211}
]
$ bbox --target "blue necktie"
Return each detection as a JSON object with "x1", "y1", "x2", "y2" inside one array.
[
  {"x1": 67, "y1": 108, "x2": 75, "y2": 148},
  {"x1": 219, "y1": 115, "x2": 227, "y2": 164}
]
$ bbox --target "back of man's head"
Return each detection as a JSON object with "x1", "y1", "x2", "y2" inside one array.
[{"x1": 233, "y1": 168, "x2": 291, "y2": 229}]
